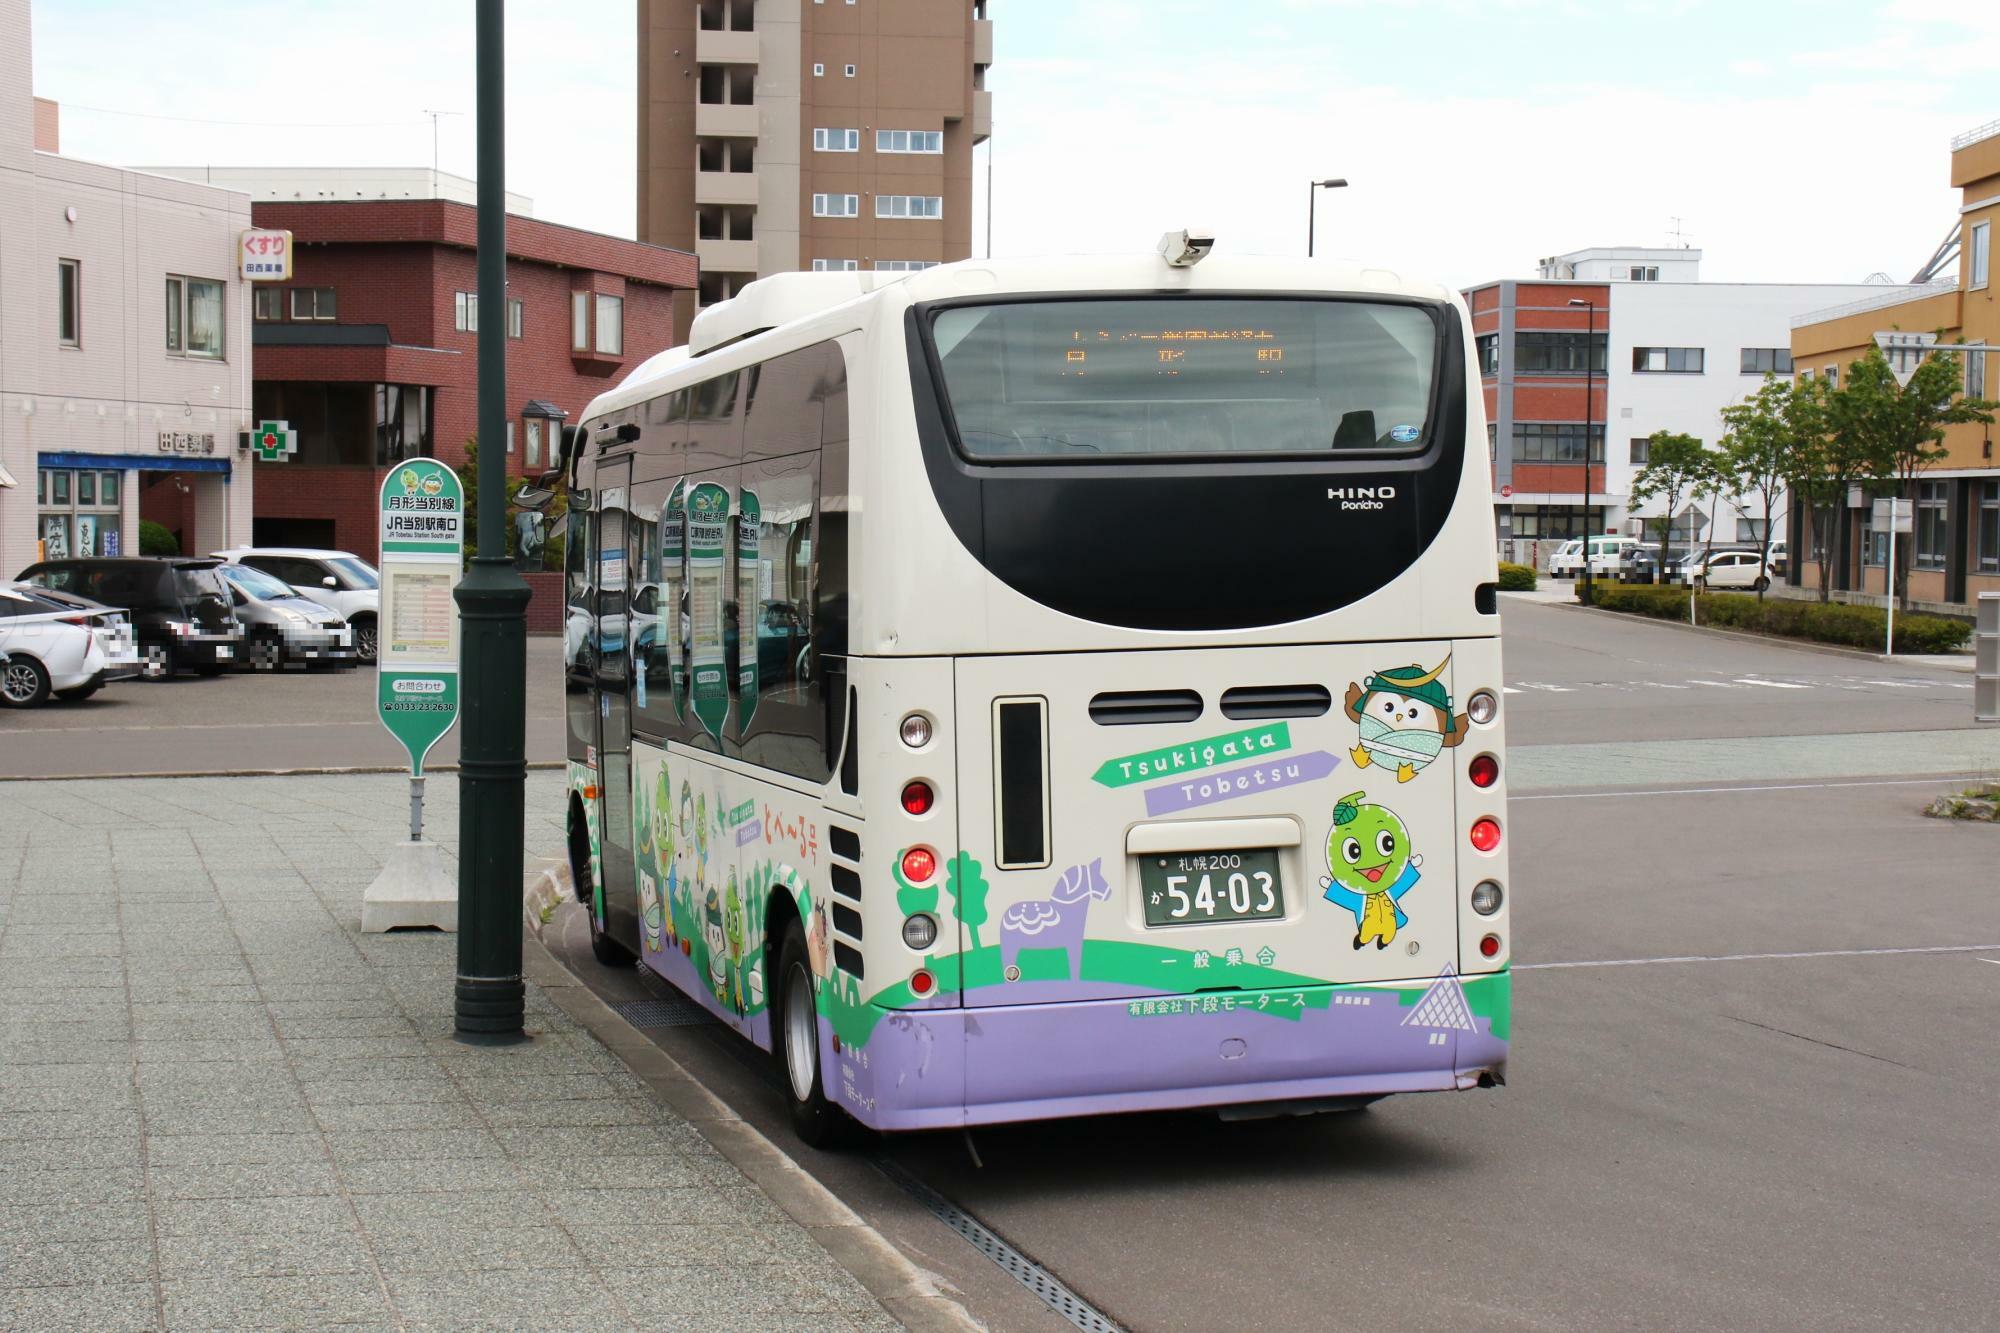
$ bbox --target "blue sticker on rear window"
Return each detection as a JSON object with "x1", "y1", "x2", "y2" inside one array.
[{"x1": 1389, "y1": 424, "x2": 1421, "y2": 443}]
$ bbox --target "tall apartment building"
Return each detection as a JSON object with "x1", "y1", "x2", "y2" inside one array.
[{"x1": 637, "y1": 0, "x2": 993, "y2": 335}]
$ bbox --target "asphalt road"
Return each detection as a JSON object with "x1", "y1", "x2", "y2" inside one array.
[
  {"x1": 0, "y1": 636, "x2": 570, "y2": 778},
  {"x1": 539, "y1": 601, "x2": 2000, "y2": 1332}
]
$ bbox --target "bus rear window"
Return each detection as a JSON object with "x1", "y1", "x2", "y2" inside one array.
[{"x1": 929, "y1": 297, "x2": 1440, "y2": 459}]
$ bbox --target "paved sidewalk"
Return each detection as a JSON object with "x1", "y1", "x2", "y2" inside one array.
[{"x1": 0, "y1": 773, "x2": 900, "y2": 1331}]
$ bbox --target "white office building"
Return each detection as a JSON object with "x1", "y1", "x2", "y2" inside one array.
[
  {"x1": 0, "y1": 0, "x2": 255, "y2": 578},
  {"x1": 1472, "y1": 247, "x2": 1930, "y2": 548}
]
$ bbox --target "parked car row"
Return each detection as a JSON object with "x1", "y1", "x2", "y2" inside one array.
[
  {"x1": 1549, "y1": 537, "x2": 1789, "y2": 587},
  {"x1": 1, "y1": 547, "x2": 380, "y2": 709}
]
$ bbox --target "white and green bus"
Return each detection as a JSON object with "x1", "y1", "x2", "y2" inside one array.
[{"x1": 560, "y1": 244, "x2": 1511, "y2": 1144}]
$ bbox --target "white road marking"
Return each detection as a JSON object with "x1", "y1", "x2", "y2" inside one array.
[
  {"x1": 1864, "y1": 680, "x2": 1933, "y2": 689},
  {"x1": 1518, "y1": 943, "x2": 2000, "y2": 971},
  {"x1": 1502, "y1": 686, "x2": 1524, "y2": 695},
  {"x1": 1733, "y1": 678, "x2": 1810, "y2": 689},
  {"x1": 1514, "y1": 776, "x2": 1977, "y2": 801},
  {"x1": 1515, "y1": 682, "x2": 1574, "y2": 692},
  {"x1": 1686, "y1": 679, "x2": 1744, "y2": 688}
]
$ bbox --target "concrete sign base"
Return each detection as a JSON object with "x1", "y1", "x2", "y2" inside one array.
[{"x1": 362, "y1": 840, "x2": 459, "y2": 933}]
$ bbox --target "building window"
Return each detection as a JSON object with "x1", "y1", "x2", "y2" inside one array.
[
  {"x1": 525, "y1": 417, "x2": 543, "y2": 468},
  {"x1": 811, "y1": 258, "x2": 859, "y2": 271},
  {"x1": 812, "y1": 193, "x2": 860, "y2": 217},
  {"x1": 1979, "y1": 480, "x2": 1999, "y2": 574},
  {"x1": 1915, "y1": 481, "x2": 1949, "y2": 570},
  {"x1": 1740, "y1": 347, "x2": 1793, "y2": 375},
  {"x1": 1510, "y1": 505, "x2": 1586, "y2": 539},
  {"x1": 1511, "y1": 422, "x2": 1604, "y2": 463},
  {"x1": 1971, "y1": 220, "x2": 1990, "y2": 291},
  {"x1": 508, "y1": 298, "x2": 524, "y2": 339},
  {"x1": 34, "y1": 467, "x2": 123, "y2": 560},
  {"x1": 876, "y1": 194, "x2": 943, "y2": 219},
  {"x1": 812, "y1": 63, "x2": 824, "y2": 76},
  {"x1": 813, "y1": 128, "x2": 860, "y2": 152},
  {"x1": 289, "y1": 287, "x2": 336, "y2": 321},
  {"x1": 1632, "y1": 346, "x2": 1704, "y2": 373},
  {"x1": 166, "y1": 276, "x2": 224, "y2": 360},
  {"x1": 1629, "y1": 437, "x2": 1650, "y2": 466},
  {"x1": 1513, "y1": 330, "x2": 1605, "y2": 374},
  {"x1": 875, "y1": 129, "x2": 943, "y2": 153},
  {"x1": 1475, "y1": 333, "x2": 1499, "y2": 375},
  {"x1": 1966, "y1": 347, "x2": 1987, "y2": 400},
  {"x1": 253, "y1": 287, "x2": 283, "y2": 322},
  {"x1": 572, "y1": 292, "x2": 589, "y2": 350},
  {"x1": 844, "y1": 64, "x2": 856, "y2": 77},
  {"x1": 1823, "y1": 365, "x2": 1838, "y2": 390},
  {"x1": 1628, "y1": 266, "x2": 1659, "y2": 281},
  {"x1": 374, "y1": 384, "x2": 434, "y2": 466},
  {"x1": 873, "y1": 259, "x2": 939, "y2": 271},
  {"x1": 58, "y1": 259, "x2": 80, "y2": 347},
  {"x1": 455, "y1": 291, "x2": 478, "y2": 332},
  {"x1": 596, "y1": 293, "x2": 623, "y2": 355}
]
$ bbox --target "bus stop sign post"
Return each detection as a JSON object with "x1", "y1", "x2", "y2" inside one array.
[
  {"x1": 361, "y1": 458, "x2": 464, "y2": 933},
  {"x1": 453, "y1": 0, "x2": 532, "y2": 1043}
]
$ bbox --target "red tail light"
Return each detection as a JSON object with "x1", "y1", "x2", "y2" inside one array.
[
  {"x1": 900, "y1": 781, "x2": 934, "y2": 816},
  {"x1": 910, "y1": 968, "x2": 936, "y2": 996},
  {"x1": 1469, "y1": 754, "x2": 1498, "y2": 788},
  {"x1": 59, "y1": 615, "x2": 89, "y2": 627},
  {"x1": 1479, "y1": 934, "x2": 1502, "y2": 959},
  {"x1": 900, "y1": 846, "x2": 937, "y2": 883},
  {"x1": 1469, "y1": 818, "x2": 1501, "y2": 853}
]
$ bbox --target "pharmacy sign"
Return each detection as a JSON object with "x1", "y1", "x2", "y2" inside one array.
[{"x1": 250, "y1": 420, "x2": 296, "y2": 463}]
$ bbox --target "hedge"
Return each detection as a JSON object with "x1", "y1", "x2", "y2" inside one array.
[
  {"x1": 1584, "y1": 584, "x2": 1971, "y2": 654},
  {"x1": 1497, "y1": 562, "x2": 1536, "y2": 592},
  {"x1": 138, "y1": 520, "x2": 179, "y2": 556}
]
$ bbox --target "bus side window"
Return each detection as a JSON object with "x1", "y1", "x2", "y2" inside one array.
[
  {"x1": 628, "y1": 477, "x2": 679, "y2": 742},
  {"x1": 735, "y1": 452, "x2": 825, "y2": 781}
]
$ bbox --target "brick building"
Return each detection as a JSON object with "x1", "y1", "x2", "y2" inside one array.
[{"x1": 147, "y1": 169, "x2": 697, "y2": 560}]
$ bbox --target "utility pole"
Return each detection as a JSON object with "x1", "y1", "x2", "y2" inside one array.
[
  {"x1": 422, "y1": 109, "x2": 463, "y2": 196},
  {"x1": 1568, "y1": 296, "x2": 1600, "y2": 605},
  {"x1": 453, "y1": 0, "x2": 529, "y2": 1043}
]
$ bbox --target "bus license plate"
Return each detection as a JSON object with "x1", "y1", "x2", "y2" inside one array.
[{"x1": 1140, "y1": 850, "x2": 1283, "y2": 928}]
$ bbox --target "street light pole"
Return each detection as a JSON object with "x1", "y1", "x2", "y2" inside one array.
[
  {"x1": 454, "y1": 0, "x2": 530, "y2": 1043},
  {"x1": 1568, "y1": 296, "x2": 1599, "y2": 606},
  {"x1": 1306, "y1": 178, "x2": 1348, "y2": 258}
]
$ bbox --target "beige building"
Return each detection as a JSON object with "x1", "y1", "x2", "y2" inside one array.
[
  {"x1": 1790, "y1": 118, "x2": 1998, "y2": 614},
  {"x1": 0, "y1": 0, "x2": 256, "y2": 577},
  {"x1": 638, "y1": 0, "x2": 992, "y2": 333}
]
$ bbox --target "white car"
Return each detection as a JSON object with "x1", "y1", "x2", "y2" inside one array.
[
  {"x1": 1548, "y1": 536, "x2": 1635, "y2": 578},
  {"x1": 1689, "y1": 550, "x2": 1771, "y2": 591},
  {"x1": 214, "y1": 547, "x2": 381, "y2": 662},
  {"x1": 0, "y1": 585, "x2": 114, "y2": 707}
]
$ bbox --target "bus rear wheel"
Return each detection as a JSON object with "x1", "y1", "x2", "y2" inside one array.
[{"x1": 774, "y1": 919, "x2": 854, "y2": 1148}]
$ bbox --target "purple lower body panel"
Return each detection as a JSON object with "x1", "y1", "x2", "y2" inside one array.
[{"x1": 822, "y1": 980, "x2": 1509, "y2": 1132}]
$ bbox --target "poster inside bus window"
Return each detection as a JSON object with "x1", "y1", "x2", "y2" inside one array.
[{"x1": 685, "y1": 482, "x2": 730, "y2": 741}]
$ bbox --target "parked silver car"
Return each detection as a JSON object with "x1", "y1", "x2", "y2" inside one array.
[{"x1": 217, "y1": 563, "x2": 356, "y2": 671}]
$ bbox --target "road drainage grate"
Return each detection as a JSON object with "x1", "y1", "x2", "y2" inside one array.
[
  {"x1": 876, "y1": 1158, "x2": 1124, "y2": 1333},
  {"x1": 609, "y1": 996, "x2": 719, "y2": 1029}
]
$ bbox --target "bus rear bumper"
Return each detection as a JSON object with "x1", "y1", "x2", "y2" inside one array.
[{"x1": 825, "y1": 975, "x2": 1510, "y2": 1133}]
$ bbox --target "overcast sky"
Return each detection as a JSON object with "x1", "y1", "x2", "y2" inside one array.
[{"x1": 31, "y1": 1, "x2": 2000, "y2": 289}]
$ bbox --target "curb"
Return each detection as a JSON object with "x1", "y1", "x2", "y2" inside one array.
[
  {"x1": 1543, "y1": 598, "x2": 1978, "y2": 672},
  {"x1": 522, "y1": 872, "x2": 983, "y2": 1333},
  {"x1": 0, "y1": 760, "x2": 570, "y2": 783}
]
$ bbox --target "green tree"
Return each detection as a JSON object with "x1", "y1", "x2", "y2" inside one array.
[
  {"x1": 945, "y1": 853, "x2": 991, "y2": 950},
  {"x1": 1719, "y1": 375, "x2": 1807, "y2": 601},
  {"x1": 1778, "y1": 372, "x2": 1875, "y2": 604},
  {"x1": 453, "y1": 434, "x2": 567, "y2": 572},
  {"x1": 1831, "y1": 344, "x2": 1995, "y2": 611},
  {"x1": 1627, "y1": 431, "x2": 1720, "y2": 580},
  {"x1": 137, "y1": 519, "x2": 179, "y2": 556}
]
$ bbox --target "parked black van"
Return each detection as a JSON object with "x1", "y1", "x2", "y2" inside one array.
[{"x1": 14, "y1": 557, "x2": 245, "y2": 680}]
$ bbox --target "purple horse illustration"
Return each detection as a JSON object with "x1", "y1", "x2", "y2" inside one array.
[{"x1": 999, "y1": 859, "x2": 1111, "y2": 981}]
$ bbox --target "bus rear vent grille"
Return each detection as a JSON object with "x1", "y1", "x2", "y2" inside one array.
[
  {"x1": 834, "y1": 941, "x2": 865, "y2": 978},
  {"x1": 830, "y1": 864, "x2": 862, "y2": 903},
  {"x1": 830, "y1": 825, "x2": 860, "y2": 861},
  {"x1": 1088, "y1": 689, "x2": 1202, "y2": 725},
  {"x1": 1219, "y1": 684, "x2": 1332, "y2": 719},
  {"x1": 832, "y1": 902, "x2": 863, "y2": 940}
]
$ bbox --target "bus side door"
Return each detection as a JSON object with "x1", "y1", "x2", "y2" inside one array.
[{"x1": 594, "y1": 454, "x2": 642, "y2": 953}]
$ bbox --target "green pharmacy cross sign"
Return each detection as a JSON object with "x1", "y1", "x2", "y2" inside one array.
[{"x1": 250, "y1": 419, "x2": 296, "y2": 463}]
